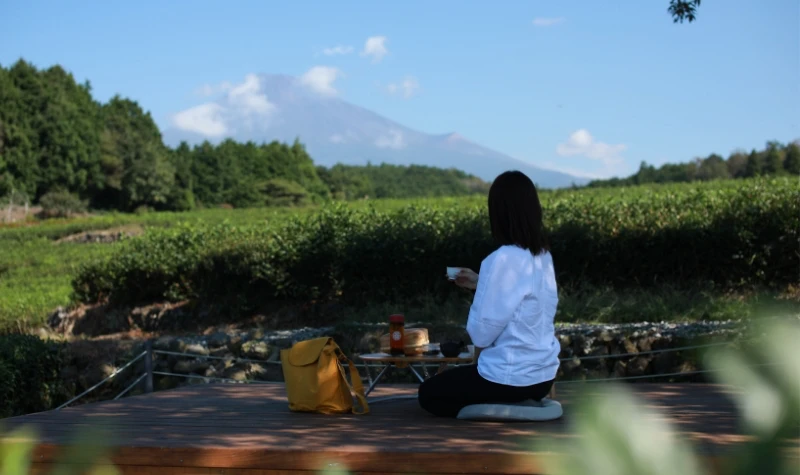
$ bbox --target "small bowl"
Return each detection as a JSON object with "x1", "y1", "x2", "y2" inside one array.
[{"x1": 440, "y1": 340, "x2": 463, "y2": 358}]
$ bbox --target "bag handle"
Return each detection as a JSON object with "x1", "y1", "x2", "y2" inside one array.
[{"x1": 335, "y1": 350, "x2": 370, "y2": 415}]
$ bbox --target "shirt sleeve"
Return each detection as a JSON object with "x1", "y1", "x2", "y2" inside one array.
[{"x1": 466, "y1": 248, "x2": 530, "y2": 348}]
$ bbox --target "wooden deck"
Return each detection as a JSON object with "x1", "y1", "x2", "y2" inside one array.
[{"x1": 2, "y1": 383, "x2": 798, "y2": 474}]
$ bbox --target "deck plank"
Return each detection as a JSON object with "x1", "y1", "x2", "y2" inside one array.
[{"x1": 2, "y1": 383, "x2": 797, "y2": 474}]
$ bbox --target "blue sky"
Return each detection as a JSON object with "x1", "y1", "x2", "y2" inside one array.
[{"x1": 1, "y1": 0, "x2": 798, "y2": 178}]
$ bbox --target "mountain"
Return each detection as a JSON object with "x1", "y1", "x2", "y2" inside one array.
[{"x1": 162, "y1": 74, "x2": 587, "y2": 188}]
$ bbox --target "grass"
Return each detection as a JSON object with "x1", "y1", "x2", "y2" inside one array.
[
  {"x1": 0, "y1": 239, "x2": 118, "y2": 331},
  {"x1": 554, "y1": 286, "x2": 799, "y2": 324},
  {"x1": 326, "y1": 286, "x2": 800, "y2": 328}
]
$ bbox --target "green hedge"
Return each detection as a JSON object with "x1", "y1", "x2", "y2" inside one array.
[
  {"x1": 73, "y1": 178, "x2": 800, "y2": 312},
  {"x1": 0, "y1": 334, "x2": 67, "y2": 418}
]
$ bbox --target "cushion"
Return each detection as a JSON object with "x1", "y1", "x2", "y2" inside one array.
[{"x1": 456, "y1": 398, "x2": 563, "y2": 422}]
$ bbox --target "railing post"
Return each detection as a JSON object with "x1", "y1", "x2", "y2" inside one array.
[{"x1": 144, "y1": 340, "x2": 154, "y2": 393}]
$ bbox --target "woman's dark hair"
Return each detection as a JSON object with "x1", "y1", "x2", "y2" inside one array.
[{"x1": 488, "y1": 170, "x2": 549, "y2": 254}]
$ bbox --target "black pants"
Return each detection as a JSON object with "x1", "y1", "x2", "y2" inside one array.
[{"x1": 418, "y1": 364, "x2": 554, "y2": 418}]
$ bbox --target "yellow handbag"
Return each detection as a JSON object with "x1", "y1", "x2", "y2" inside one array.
[{"x1": 280, "y1": 336, "x2": 369, "y2": 415}]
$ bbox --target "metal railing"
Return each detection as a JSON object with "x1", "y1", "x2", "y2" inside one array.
[
  {"x1": 56, "y1": 346, "x2": 151, "y2": 410},
  {"x1": 54, "y1": 335, "x2": 755, "y2": 410}
]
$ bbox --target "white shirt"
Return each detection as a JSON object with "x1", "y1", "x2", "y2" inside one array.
[{"x1": 466, "y1": 244, "x2": 560, "y2": 387}]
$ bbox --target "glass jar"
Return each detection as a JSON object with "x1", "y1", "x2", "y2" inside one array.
[{"x1": 389, "y1": 314, "x2": 405, "y2": 356}]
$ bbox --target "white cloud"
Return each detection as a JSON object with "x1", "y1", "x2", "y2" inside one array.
[
  {"x1": 172, "y1": 103, "x2": 228, "y2": 137},
  {"x1": 361, "y1": 36, "x2": 388, "y2": 63},
  {"x1": 375, "y1": 130, "x2": 406, "y2": 149},
  {"x1": 300, "y1": 66, "x2": 341, "y2": 96},
  {"x1": 386, "y1": 76, "x2": 419, "y2": 99},
  {"x1": 556, "y1": 129, "x2": 627, "y2": 166},
  {"x1": 323, "y1": 45, "x2": 354, "y2": 56},
  {"x1": 228, "y1": 74, "x2": 276, "y2": 115},
  {"x1": 532, "y1": 17, "x2": 564, "y2": 27},
  {"x1": 329, "y1": 134, "x2": 346, "y2": 144},
  {"x1": 172, "y1": 74, "x2": 276, "y2": 137}
]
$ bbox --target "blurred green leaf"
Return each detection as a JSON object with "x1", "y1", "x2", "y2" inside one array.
[
  {"x1": 319, "y1": 464, "x2": 351, "y2": 475},
  {"x1": 539, "y1": 384, "x2": 706, "y2": 475},
  {"x1": 49, "y1": 420, "x2": 119, "y2": 475},
  {"x1": 705, "y1": 348, "x2": 786, "y2": 436},
  {"x1": 751, "y1": 321, "x2": 800, "y2": 419},
  {"x1": 0, "y1": 422, "x2": 120, "y2": 475},
  {"x1": 0, "y1": 425, "x2": 38, "y2": 475},
  {"x1": 704, "y1": 319, "x2": 800, "y2": 475}
]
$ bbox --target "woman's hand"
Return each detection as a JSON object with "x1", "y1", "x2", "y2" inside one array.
[{"x1": 454, "y1": 268, "x2": 479, "y2": 290}]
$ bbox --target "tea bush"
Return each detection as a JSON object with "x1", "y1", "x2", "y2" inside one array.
[
  {"x1": 72, "y1": 177, "x2": 800, "y2": 313},
  {"x1": 37, "y1": 190, "x2": 87, "y2": 219},
  {"x1": 0, "y1": 334, "x2": 68, "y2": 418}
]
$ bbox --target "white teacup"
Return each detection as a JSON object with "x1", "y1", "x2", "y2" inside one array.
[{"x1": 446, "y1": 267, "x2": 461, "y2": 280}]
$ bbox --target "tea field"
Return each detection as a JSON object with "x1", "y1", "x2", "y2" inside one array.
[{"x1": 1, "y1": 178, "x2": 798, "y2": 333}]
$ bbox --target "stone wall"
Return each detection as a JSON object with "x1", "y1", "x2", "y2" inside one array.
[{"x1": 61, "y1": 319, "x2": 751, "y2": 401}]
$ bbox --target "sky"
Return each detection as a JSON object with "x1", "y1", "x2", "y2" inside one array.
[{"x1": 1, "y1": 0, "x2": 798, "y2": 179}]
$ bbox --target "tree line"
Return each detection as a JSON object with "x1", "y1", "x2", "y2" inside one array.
[
  {"x1": 587, "y1": 141, "x2": 800, "y2": 188},
  {"x1": 0, "y1": 59, "x2": 488, "y2": 213},
  {"x1": 3, "y1": 58, "x2": 795, "y2": 212}
]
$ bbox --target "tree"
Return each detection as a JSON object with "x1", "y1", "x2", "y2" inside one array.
[
  {"x1": 315, "y1": 162, "x2": 486, "y2": 200},
  {"x1": 784, "y1": 143, "x2": 800, "y2": 174},
  {"x1": 0, "y1": 118, "x2": 6, "y2": 194},
  {"x1": 744, "y1": 149, "x2": 763, "y2": 178},
  {"x1": 34, "y1": 65, "x2": 103, "y2": 200},
  {"x1": 261, "y1": 178, "x2": 310, "y2": 207},
  {"x1": 668, "y1": 0, "x2": 701, "y2": 23},
  {"x1": 726, "y1": 150, "x2": 749, "y2": 178},
  {"x1": 168, "y1": 142, "x2": 195, "y2": 210},
  {"x1": 0, "y1": 60, "x2": 44, "y2": 199},
  {"x1": 0, "y1": 62, "x2": 105, "y2": 201},
  {"x1": 100, "y1": 96, "x2": 175, "y2": 210},
  {"x1": 763, "y1": 143, "x2": 783, "y2": 175},
  {"x1": 633, "y1": 162, "x2": 657, "y2": 184},
  {"x1": 587, "y1": 140, "x2": 793, "y2": 188},
  {"x1": 696, "y1": 153, "x2": 729, "y2": 181}
]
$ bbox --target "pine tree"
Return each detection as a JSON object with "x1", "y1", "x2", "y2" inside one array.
[
  {"x1": 744, "y1": 150, "x2": 763, "y2": 177},
  {"x1": 763, "y1": 145, "x2": 783, "y2": 175},
  {"x1": 784, "y1": 144, "x2": 800, "y2": 175}
]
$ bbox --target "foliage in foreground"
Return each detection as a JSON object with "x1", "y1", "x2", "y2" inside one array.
[
  {"x1": 72, "y1": 178, "x2": 800, "y2": 317},
  {"x1": 0, "y1": 422, "x2": 120, "y2": 475},
  {"x1": 539, "y1": 318, "x2": 799, "y2": 475}
]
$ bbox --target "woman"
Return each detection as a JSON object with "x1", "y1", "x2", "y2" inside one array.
[{"x1": 418, "y1": 170, "x2": 560, "y2": 418}]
